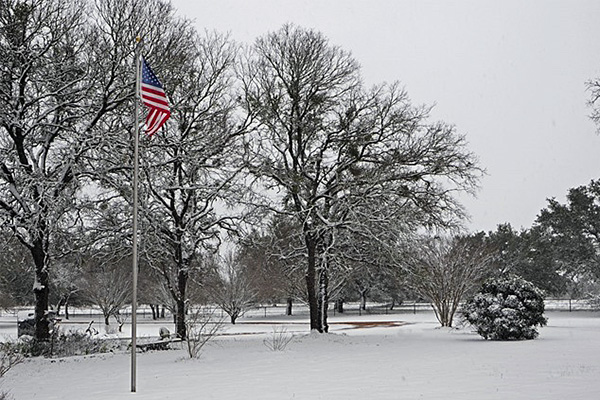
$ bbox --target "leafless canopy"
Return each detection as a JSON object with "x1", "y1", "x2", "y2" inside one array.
[
  {"x1": 240, "y1": 24, "x2": 482, "y2": 332},
  {"x1": 405, "y1": 235, "x2": 493, "y2": 327},
  {"x1": 586, "y1": 78, "x2": 600, "y2": 133}
]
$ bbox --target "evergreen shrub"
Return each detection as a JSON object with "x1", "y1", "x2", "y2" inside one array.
[{"x1": 462, "y1": 276, "x2": 547, "y2": 340}]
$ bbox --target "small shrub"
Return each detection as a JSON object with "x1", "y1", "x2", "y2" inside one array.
[
  {"x1": 0, "y1": 343, "x2": 24, "y2": 378},
  {"x1": 462, "y1": 276, "x2": 547, "y2": 340},
  {"x1": 0, "y1": 341, "x2": 23, "y2": 399},
  {"x1": 0, "y1": 392, "x2": 13, "y2": 400},
  {"x1": 51, "y1": 330, "x2": 122, "y2": 356},
  {"x1": 15, "y1": 330, "x2": 122, "y2": 358},
  {"x1": 263, "y1": 326, "x2": 294, "y2": 351},
  {"x1": 184, "y1": 308, "x2": 223, "y2": 359}
]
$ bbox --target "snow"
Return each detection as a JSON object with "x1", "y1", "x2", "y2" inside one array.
[{"x1": 1, "y1": 310, "x2": 599, "y2": 399}]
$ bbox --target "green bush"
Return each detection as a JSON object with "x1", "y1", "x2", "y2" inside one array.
[{"x1": 462, "y1": 276, "x2": 547, "y2": 340}]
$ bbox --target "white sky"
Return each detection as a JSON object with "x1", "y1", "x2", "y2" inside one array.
[{"x1": 170, "y1": 0, "x2": 600, "y2": 233}]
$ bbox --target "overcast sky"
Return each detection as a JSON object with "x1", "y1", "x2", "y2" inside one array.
[{"x1": 170, "y1": 0, "x2": 600, "y2": 233}]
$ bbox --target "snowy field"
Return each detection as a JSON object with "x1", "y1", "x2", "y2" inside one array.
[{"x1": 1, "y1": 308, "x2": 599, "y2": 400}]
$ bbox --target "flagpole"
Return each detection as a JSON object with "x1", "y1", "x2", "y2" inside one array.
[{"x1": 131, "y1": 37, "x2": 141, "y2": 393}]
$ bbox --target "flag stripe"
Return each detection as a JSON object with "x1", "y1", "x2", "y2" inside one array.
[
  {"x1": 146, "y1": 112, "x2": 170, "y2": 136},
  {"x1": 145, "y1": 108, "x2": 170, "y2": 136},
  {"x1": 141, "y1": 84, "x2": 167, "y2": 100},
  {"x1": 141, "y1": 82, "x2": 166, "y2": 94},
  {"x1": 141, "y1": 90, "x2": 168, "y2": 102},
  {"x1": 140, "y1": 57, "x2": 171, "y2": 136},
  {"x1": 142, "y1": 98, "x2": 169, "y2": 110}
]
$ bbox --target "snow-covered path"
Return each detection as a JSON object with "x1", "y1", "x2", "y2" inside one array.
[{"x1": 2, "y1": 311, "x2": 599, "y2": 400}]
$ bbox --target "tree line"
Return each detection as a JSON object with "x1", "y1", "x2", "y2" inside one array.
[{"x1": 1, "y1": 0, "x2": 598, "y2": 343}]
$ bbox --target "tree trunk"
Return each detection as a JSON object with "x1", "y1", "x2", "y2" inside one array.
[
  {"x1": 150, "y1": 304, "x2": 157, "y2": 320},
  {"x1": 433, "y1": 301, "x2": 452, "y2": 327},
  {"x1": 64, "y1": 300, "x2": 70, "y2": 320},
  {"x1": 172, "y1": 258, "x2": 189, "y2": 339},
  {"x1": 32, "y1": 239, "x2": 50, "y2": 341},
  {"x1": 286, "y1": 297, "x2": 293, "y2": 316},
  {"x1": 317, "y1": 268, "x2": 329, "y2": 333},
  {"x1": 175, "y1": 298, "x2": 186, "y2": 339},
  {"x1": 56, "y1": 297, "x2": 64, "y2": 317},
  {"x1": 336, "y1": 299, "x2": 344, "y2": 314},
  {"x1": 115, "y1": 312, "x2": 125, "y2": 332},
  {"x1": 360, "y1": 289, "x2": 368, "y2": 311},
  {"x1": 174, "y1": 235, "x2": 188, "y2": 339},
  {"x1": 104, "y1": 313, "x2": 110, "y2": 326},
  {"x1": 304, "y1": 234, "x2": 320, "y2": 332},
  {"x1": 441, "y1": 301, "x2": 450, "y2": 327}
]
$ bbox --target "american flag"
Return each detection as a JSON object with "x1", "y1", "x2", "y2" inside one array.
[{"x1": 140, "y1": 57, "x2": 171, "y2": 136}]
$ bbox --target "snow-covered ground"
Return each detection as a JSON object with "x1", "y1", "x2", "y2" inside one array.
[{"x1": 1, "y1": 309, "x2": 599, "y2": 400}]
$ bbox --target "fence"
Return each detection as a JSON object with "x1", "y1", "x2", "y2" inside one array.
[
  {"x1": 245, "y1": 298, "x2": 598, "y2": 318},
  {"x1": 4, "y1": 298, "x2": 597, "y2": 324},
  {"x1": 544, "y1": 298, "x2": 597, "y2": 312}
]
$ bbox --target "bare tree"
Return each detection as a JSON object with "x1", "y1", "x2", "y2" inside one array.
[
  {"x1": 184, "y1": 307, "x2": 223, "y2": 359},
  {"x1": 241, "y1": 24, "x2": 482, "y2": 332},
  {"x1": 76, "y1": 0, "x2": 248, "y2": 340},
  {"x1": 49, "y1": 256, "x2": 82, "y2": 319},
  {"x1": 209, "y1": 252, "x2": 256, "y2": 324},
  {"x1": 0, "y1": 0, "x2": 107, "y2": 340},
  {"x1": 0, "y1": 0, "x2": 182, "y2": 341},
  {"x1": 80, "y1": 252, "x2": 132, "y2": 330},
  {"x1": 406, "y1": 235, "x2": 492, "y2": 327},
  {"x1": 137, "y1": 263, "x2": 169, "y2": 320},
  {"x1": 238, "y1": 216, "x2": 306, "y2": 314},
  {"x1": 137, "y1": 30, "x2": 246, "y2": 339},
  {"x1": 587, "y1": 77, "x2": 600, "y2": 132}
]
